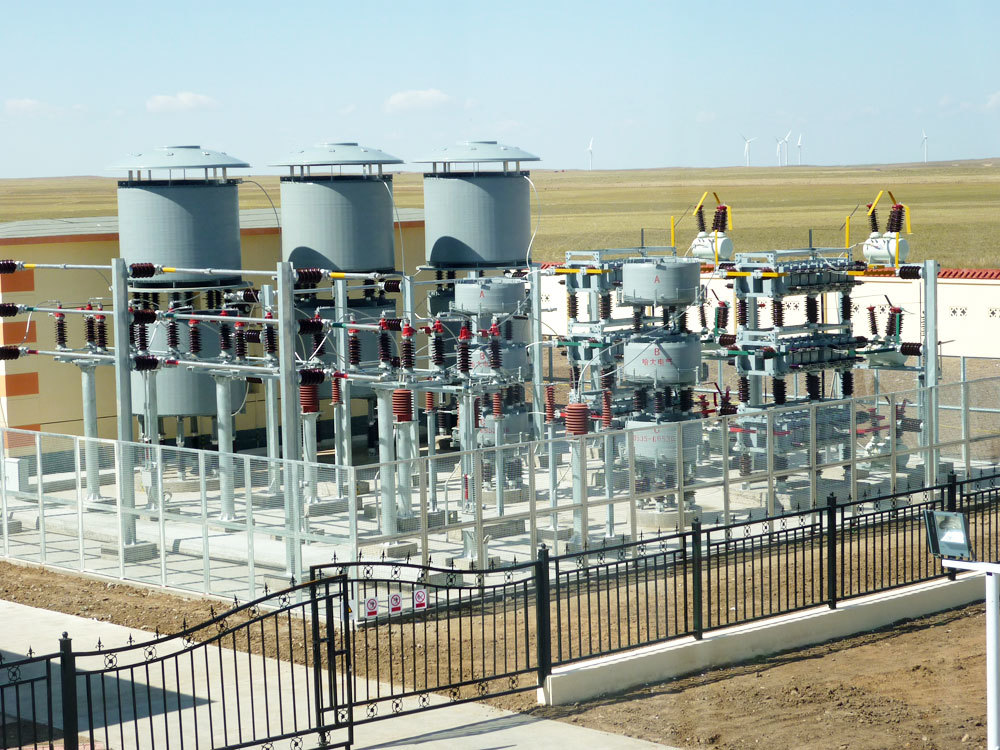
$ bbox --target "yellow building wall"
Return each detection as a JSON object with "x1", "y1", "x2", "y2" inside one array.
[{"x1": 0, "y1": 222, "x2": 426, "y2": 443}]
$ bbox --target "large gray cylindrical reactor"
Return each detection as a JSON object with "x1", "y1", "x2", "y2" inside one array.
[
  {"x1": 423, "y1": 174, "x2": 531, "y2": 268},
  {"x1": 118, "y1": 182, "x2": 242, "y2": 286},
  {"x1": 280, "y1": 176, "x2": 395, "y2": 272},
  {"x1": 416, "y1": 141, "x2": 539, "y2": 269},
  {"x1": 621, "y1": 258, "x2": 702, "y2": 308}
]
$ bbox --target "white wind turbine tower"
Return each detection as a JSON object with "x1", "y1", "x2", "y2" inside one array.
[
  {"x1": 587, "y1": 137, "x2": 594, "y2": 171},
  {"x1": 775, "y1": 137, "x2": 782, "y2": 166},
  {"x1": 922, "y1": 130, "x2": 928, "y2": 163},
  {"x1": 797, "y1": 133, "x2": 803, "y2": 165},
  {"x1": 781, "y1": 130, "x2": 792, "y2": 166},
  {"x1": 741, "y1": 134, "x2": 756, "y2": 167}
]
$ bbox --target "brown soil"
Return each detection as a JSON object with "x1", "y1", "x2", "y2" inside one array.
[{"x1": 0, "y1": 559, "x2": 990, "y2": 749}]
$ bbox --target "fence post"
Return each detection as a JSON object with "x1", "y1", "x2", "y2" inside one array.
[
  {"x1": 946, "y1": 472, "x2": 958, "y2": 581},
  {"x1": 534, "y1": 544, "x2": 552, "y2": 684},
  {"x1": 826, "y1": 493, "x2": 838, "y2": 610},
  {"x1": 59, "y1": 632, "x2": 79, "y2": 750},
  {"x1": 691, "y1": 518, "x2": 703, "y2": 640}
]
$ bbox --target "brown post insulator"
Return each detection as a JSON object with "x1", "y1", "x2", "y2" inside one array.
[
  {"x1": 599, "y1": 293, "x2": 612, "y2": 321},
  {"x1": 695, "y1": 204, "x2": 707, "y2": 233},
  {"x1": 298, "y1": 317, "x2": 324, "y2": 335},
  {"x1": 347, "y1": 332, "x2": 361, "y2": 366},
  {"x1": 300, "y1": 384, "x2": 320, "y2": 414},
  {"x1": 806, "y1": 372, "x2": 821, "y2": 401},
  {"x1": 841, "y1": 370, "x2": 854, "y2": 398},
  {"x1": 330, "y1": 376, "x2": 341, "y2": 405},
  {"x1": 601, "y1": 389, "x2": 613, "y2": 427},
  {"x1": 739, "y1": 453, "x2": 752, "y2": 477},
  {"x1": 133, "y1": 355, "x2": 159, "y2": 372},
  {"x1": 545, "y1": 385, "x2": 556, "y2": 423},
  {"x1": 567, "y1": 292, "x2": 578, "y2": 320},
  {"x1": 492, "y1": 392, "x2": 503, "y2": 418},
  {"x1": 698, "y1": 394, "x2": 711, "y2": 418},
  {"x1": 489, "y1": 338, "x2": 502, "y2": 369},
  {"x1": 0, "y1": 346, "x2": 21, "y2": 360},
  {"x1": 188, "y1": 320, "x2": 201, "y2": 355},
  {"x1": 233, "y1": 322, "x2": 247, "y2": 360},
  {"x1": 632, "y1": 306, "x2": 643, "y2": 332},
  {"x1": 676, "y1": 310, "x2": 687, "y2": 332},
  {"x1": 473, "y1": 398, "x2": 481, "y2": 428},
  {"x1": 867, "y1": 306, "x2": 878, "y2": 337},
  {"x1": 382, "y1": 279, "x2": 401, "y2": 294},
  {"x1": 653, "y1": 390, "x2": 666, "y2": 413},
  {"x1": 84, "y1": 314, "x2": 96, "y2": 345},
  {"x1": 53, "y1": 309, "x2": 67, "y2": 348},
  {"x1": 312, "y1": 331, "x2": 325, "y2": 358},
  {"x1": 887, "y1": 204, "x2": 905, "y2": 234},
  {"x1": 244, "y1": 328, "x2": 262, "y2": 344},
  {"x1": 718, "y1": 333, "x2": 737, "y2": 348},
  {"x1": 166, "y1": 319, "x2": 179, "y2": 350},
  {"x1": 425, "y1": 392, "x2": 435, "y2": 411},
  {"x1": 131, "y1": 308, "x2": 157, "y2": 325},
  {"x1": 719, "y1": 390, "x2": 737, "y2": 416},
  {"x1": 431, "y1": 335, "x2": 445, "y2": 366},
  {"x1": 899, "y1": 342, "x2": 922, "y2": 356},
  {"x1": 96, "y1": 315, "x2": 108, "y2": 349},
  {"x1": 633, "y1": 388, "x2": 647, "y2": 412},
  {"x1": 715, "y1": 301, "x2": 730, "y2": 330},
  {"x1": 570, "y1": 364, "x2": 581, "y2": 386},
  {"x1": 772, "y1": 300, "x2": 785, "y2": 328},
  {"x1": 712, "y1": 204, "x2": 728, "y2": 232},
  {"x1": 805, "y1": 296, "x2": 819, "y2": 324},
  {"x1": 437, "y1": 408, "x2": 450, "y2": 433},
  {"x1": 662, "y1": 306, "x2": 672, "y2": 327},
  {"x1": 679, "y1": 388, "x2": 693, "y2": 412},
  {"x1": 773, "y1": 377, "x2": 787, "y2": 405},
  {"x1": 736, "y1": 299, "x2": 748, "y2": 327},
  {"x1": 392, "y1": 389, "x2": 413, "y2": 422},
  {"x1": 378, "y1": 331, "x2": 391, "y2": 363},
  {"x1": 263, "y1": 314, "x2": 277, "y2": 355},
  {"x1": 867, "y1": 204, "x2": 879, "y2": 234},
  {"x1": 601, "y1": 364, "x2": 615, "y2": 389},
  {"x1": 401, "y1": 337, "x2": 415, "y2": 369},
  {"x1": 504, "y1": 319, "x2": 513, "y2": 340},
  {"x1": 132, "y1": 321, "x2": 149, "y2": 352},
  {"x1": 840, "y1": 293, "x2": 852, "y2": 322},
  {"x1": 380, "y1": 318, "x2": 403, "y2": 332},
  {"x1": 738, "y1": 376, "x2": 750, "y2": 404},
  {"x1": 886, "y1": 307, "x2": 903, "y2": 338},
  {"x1": 218, "y1": 310, "x2": 232, "y2": 353},
  {"x1": 565, "y1": 403, "x2": 591, "y2": 435},
  {"x1": 699, "y1": 303, "x2": 707, "y2": 330}
]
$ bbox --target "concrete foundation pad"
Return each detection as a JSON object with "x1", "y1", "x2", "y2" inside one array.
[
  {"x1": 384, "y1": 541, "x2": 418, "y2": 559},
  {"x1": 101, "y1": 540, "x2": 159, "y2": 563},
  {"x1": 251, "y1": 492, "x2": 285, "y2": 510}
]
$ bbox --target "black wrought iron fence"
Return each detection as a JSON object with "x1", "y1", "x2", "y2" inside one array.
[{"x1": 0, "y1": 648, "x2": 60, "y2": 749}]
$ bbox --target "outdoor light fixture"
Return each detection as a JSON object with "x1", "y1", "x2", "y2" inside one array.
[{"x1": 923, "y1": 510, "x2": 974, "y2": 560}]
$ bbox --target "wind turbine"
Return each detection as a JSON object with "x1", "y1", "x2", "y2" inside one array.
[
  {"x1": 781, "y1": 130, "x2": 792, "y2": 166},
  {"x1": 587, "y1": 137, "x2": 594, "y2": 171},
  {"x1": 741, "y1": 133, "x2": 756, "y2": 167},
  {"x1": 921, "y1": 130, "x2": 928, "y2": 163},
  {"x1": 797, "y1": 133, "x2": 803, "y2": 165},
  {"x1": 775, "y1": 137, "x2": 782, "y2": 166}
]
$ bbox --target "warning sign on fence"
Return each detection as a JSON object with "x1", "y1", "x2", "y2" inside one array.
[
  {"x1": 389, "y1": 593, "x2": 402, "y2": 614},
  {"x1": 364, "y1": 597, "x2": 378, "y2": 618},
  {"x1": 413, "y1": 589, "x2": 427, "y2": 610}
]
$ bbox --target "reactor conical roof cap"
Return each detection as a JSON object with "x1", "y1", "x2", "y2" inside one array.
[
  {"x1": 270, "y1": 142, "x2": 403, "y2": 167},
  {"x1": 109, "y1": 145, "x2": 250, "y2": 171}
]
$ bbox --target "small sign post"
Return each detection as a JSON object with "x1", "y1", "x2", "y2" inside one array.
[
  {"x1": 364, "y1": 597, "x2": 378, "y2": 619},
  {"x1": 389, "y1": 593, "x2": 402, "y2": 614},
  {"x1": 413, "y1": 589, "x2": 427, "y2": 610}
]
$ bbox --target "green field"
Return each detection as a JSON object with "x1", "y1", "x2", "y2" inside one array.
[{"x1": 2, "y1": 160, "x2": 999, "y2": 268}]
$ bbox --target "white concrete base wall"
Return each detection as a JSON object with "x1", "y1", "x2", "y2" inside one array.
[{"x1": 540, "y1": 573, "x2": 985, "y2": 705}]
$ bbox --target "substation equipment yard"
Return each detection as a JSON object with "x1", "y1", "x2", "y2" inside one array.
[{"x1": 0, "y1": 143, "x2": 981, "y2": 600}]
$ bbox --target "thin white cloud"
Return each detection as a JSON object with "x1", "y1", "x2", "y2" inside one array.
[
  {"x1": 4, "y1": 98, "x2": 47, "y2": 115},
  {"x1": 338, "y1": 103, "x2": 357, "y2": 116},
  {"x1": 383, "y1": 88, "x2": 451, "y2": 114},
  {"x1": 696, "y1": 111, "x2": 716, "y2": 124},
  {"x1": 146, "y1": 91, "x2": 218, "y2": 113},
  {"x1": 987, "y1": 91, "x2": 1000, "y2": 110}
]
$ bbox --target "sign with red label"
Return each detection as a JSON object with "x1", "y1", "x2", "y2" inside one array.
[
  {"x1": 413, "y1": 589, "x2": 427, "y2": 610},
  {"x1": 364, "y1": 597, "x2": 378, "y2": 618},
  {"x1": 389, "y1": 593, "x2": 402, "y2": 614}
]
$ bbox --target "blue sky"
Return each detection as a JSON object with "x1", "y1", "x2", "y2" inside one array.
[{"x1": 1, "y1": 0, "x2": 998, "y2": 178}]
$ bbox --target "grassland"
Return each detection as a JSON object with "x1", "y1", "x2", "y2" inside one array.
[{"x1": 2, "y1": 160, "x2": 999, "y2": 268}]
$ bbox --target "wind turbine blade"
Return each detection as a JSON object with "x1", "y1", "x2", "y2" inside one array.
[
  {"x1": 588, "y1": 137, "x2": 594, "y2": 151},
  {"x1": 797, "y1": 134, "x2": 802, "y2": 147},
  {"x1": 784, "y1": 130, "x2": 792, "y2": 142}
]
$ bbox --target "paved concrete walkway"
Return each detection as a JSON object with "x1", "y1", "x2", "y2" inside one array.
[{"x1": 0, "y1": 600, "x2": 675, "y2": 749}]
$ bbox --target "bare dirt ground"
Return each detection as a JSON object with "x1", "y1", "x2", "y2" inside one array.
[{"x1": 0, "y1": 559, "x2": 989, "y2": 749}]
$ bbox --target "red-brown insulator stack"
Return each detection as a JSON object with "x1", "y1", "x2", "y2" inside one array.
[
  {"x1": 841, "y1": 371, "x2": 854, "y2": 398},
  {"x1": 488, "y1": 338, "x2": 502, "y2": 369},
  {"x1": 805, "y1": 296, "x2": 819, "y2": 324},
  {"x1": 129, "y1": 262, "x2": 157, "y2": 279},
  {"x1": 0, "y1": 346, "x2": 20, "y2": 360},
  {"x1": 347, "y1": 332, "x2": 361, "y2": 365},
  {"x1": 425, "y1": 392, "x2": 435, "y2": 411},
  {"x1": 504, "y1": 319, "x2": 513, "y2": 340},
  {"x1": 218, "y1": 311, "x2": 232, "y2": 352},
  {"x1": 263, "y1": 313, "x2": 277, "y2": 355},
  {"x1": 679, "y1": 388, "x2": 693, "y2": 412},
  {"x1": 300, "y1": 384, "x2": 320, "y2": 414},
  {"x1": 131, "y1": 308, "x2": 157, "y2": 324},
  {"x1": 312, "y1": 331, "x2": 325, "y2": 358},
  {"x1": 867, "y1": 204, "x2": 879, "y2": 234},
  {"x1": 632, "y1": 306, "x2": 643, "y2": 332},
  {"x1": 718, "y1": 333, "x2": 737, "y2": 348},
  {"x1": 431, "y1": 335, "x2": 445, "y2": 366},
  {"x1": 457, "y1": 325, "x2": 472, "y2": 373},
  {"x1": 699, "y1": 303, "x2": 707, "y2": 330},
  {"x1": 653, "y1": 390, "x2": 666, "y2": 413},
  {"x1": 886, "y1": 307, "x2": 903, "y2": 338},
  {"x1": 564, "y1": 402, "x2": 591, "y2": 435},
  {"x1": 712, "y1": 205, "x2": 728, "y2": 232},
  {"x1": 545, "y1": 385, "x2": 556, "y2": 423},
  {"x1": 867, "y1": 306, "x2": 878, "y2": 337},
  {"x1": 392, "y1": 389, "x2": 413, "y2": 422},
  {"x1": 806, "y1": 373, "x2": 821, "y2": 401},
  {"x1": 567, "y1": 292, "x2": 578, "y2": 320},
  {"x1": 698, "y1": 394, "x2": 711, "y2": 418},
  {"x1": 676, "y1": 310, "x2": 687, "y2": 332},
  {"x1": 298, "y1": 368, "x2": 325, "y2": 386},
  {"x1": 53, "y1": 309, "x2": 67, "y2": 348},
  {"x1": 295, "y1": 268, "x2": 324, "y2": 286},
  {"x1": 601, "y1": 390, "x2": 613, "y2": 428},
  {"x1": 715, "y1": 301, "x2": 729, "y2": 330},
  {"x1": 695, "y1": 204, "x2": 707, "y2": 233},
  {"x1": 738, "y1": 376, "x2": 750, "y2": 404},
  {"x1": 166, "y1": 320, "x2": 180, "y2": 350},
  {"x1": 736, "y1": 299, "x2": 748, "y2": 327},
  {"x1": 839, "y1": 293, "x2": 852, "y2": 322},
  {"x1": 662, "y1": 305, "x2": 672, "y2": 327},
  {"x1": 899, "y1": 342, "x2": 922, "y2": 356},
  {"x1": 188, "y1": 320, "x2": 201, "y2": 355},
  {"x1": 599, "y1": 293, "x2": 612, "y2": 320},
  {"x1": 95, "y1": 315, "x2": 107, "y2": 349},
  {"x1": 378, "y1": 331, "x2": 391, "y2": 363},
  {"x1": 772, "y1": 300, "x2": 785, "y2": 328},
  {"x1": 719, "y1": 390, "x2": 737, "y2": 416},
  {"x1": 234, "y1": 322, "x2": 247, "y2": 360},
  {"x1": 601, "y1": 365, "x2": 615, "y2": 389},
  {"x1": 330, "y1": 376, "x2": 341, "y2": 405},
  {"x1": 401, "y1": 336, "x2": 415, "y2": 369},
  {"x1": 0, "y1": 303, "x2": 18, "y2": 317},
  {"x1": 886, "y1": 204, "x2": 905, "y2": 234},
  {"x1": 570, "y1": 364, "x2": 581, "y2": 386},
  {"x1": 83, "y1": 306, "x2": 96, "y2": 345},
  {"x1": 380, "y1": 318, "x2": 403, "y2": 332},
  {"x1": 492, "y1": 392, "x2": 503, "y2": 418},
  {"x1": 473, "y1": 398, "x2": 481, "y2": 428},
  {"x1": 773, "y1": 378, "x2": 787, "y2": 405},
  {"x1": 298, "y1": 317, "x2": 324, "y2": 335},
  {"x1": 633, "y1": 388, "x2": 647, "y2": 412},
  {"x1": 132, "y1": 322, "x2": 149, "y2": 352},
  {"x1": 382, "y1": 279, "x2": 401, "y2": 293},
  {"x1": 244, "y1": 328, "x2": 262, "y2": 344},
  {"x1": 133, "y1": 355, "x2": 159, "y2": 371},
  {"x1": 897, "y1": 265, "x2": 922, "y2": 280},
  {"x1": 239, "y1": 289, "x2": 260, "y2": 303}
]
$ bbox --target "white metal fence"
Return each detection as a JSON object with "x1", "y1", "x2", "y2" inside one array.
[{"x1": 3, "y1": 376, "x2": 999, "y2": 601}]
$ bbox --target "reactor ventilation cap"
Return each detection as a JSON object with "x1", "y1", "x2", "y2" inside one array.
[
  {"x1": 109, "y1": 145, "x2": 250, "y2": 171},
  {"x1": 413, "y1": 140, "x2": 539, "y2": 164},
  {"x1": 269, "y1": 142, "x2": 403, "y2": 167}
]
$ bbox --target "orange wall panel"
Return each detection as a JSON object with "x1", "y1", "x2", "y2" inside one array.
[
  {"x1": 0, "y1": 269, "x2": 34, "y2": 293},
  {"x1": 0, "y1": 372, "x2": 39, "y2": 397},
  {"x1": 0, "y1": 320, "x2": 36, "y2": 345}
]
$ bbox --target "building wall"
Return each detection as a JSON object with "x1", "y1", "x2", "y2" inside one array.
[{"x1": 0, "y1": 222, "x2": 426, "y2": 444}]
